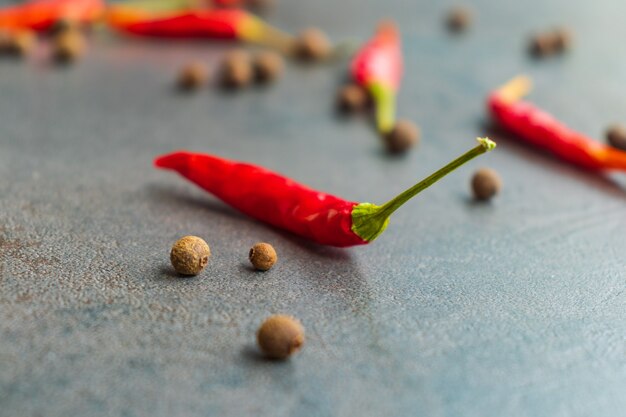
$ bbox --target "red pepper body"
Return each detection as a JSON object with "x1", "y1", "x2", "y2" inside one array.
[
  {"x1": 155, "y1": 151, "x2": 368, "y2": 247},
  {"x1": 350, "y1": 21, "x2": 402, "y2": 91},
  {"x1": 0, "y1": 0, "x2": 104, "y2": 31},
  {"x1": 107, "y1": 8, "x2": 246, "y2": 39},
  {"x1": 488, "y1": 92, "x2": 626, "y2": 171}
]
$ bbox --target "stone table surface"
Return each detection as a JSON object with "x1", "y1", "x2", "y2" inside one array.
[{"x1": 2, "y1": 0, "x2": 626, "y2": 416}]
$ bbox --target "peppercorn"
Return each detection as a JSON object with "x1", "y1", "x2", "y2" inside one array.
[
  {"x1": 446, "y1": 6, "x2": 472, "y2": 33},
  {"x1": 170, "y1": 236, "x2": 211, "y2": 276},
  {"x1": 336, "y1": 84, "x2": 369, "y2": 113},
  {"x1": 606, "y1": 124, "x2": 626, "y2": 151},
  {"x1": 249, "y1": 242, "x2": 277, "y2": 271},
  {"x1": 553, "y1": 27, "x2": 572, "y2": 52},
  {"x1": 529, "y1": 28, "x2": 571, "y2": 58},
  {"x1": 0, "y1": 30, "x2": 36, "y2": 57},
  {"x1": 471, "y1": 168, "x2": 501, "y2": 201},
  {"x1": 257, "y1": 314, "x2": 304, "y2": 359},
  {"x1": 52, "y1": 28, "x2": 85, "y2": 63},
  {"x1": 177, "y1": 62, "x2": 209, "y2": 90},
  {"x1": 292, "y1": 28, "x2": 332, "y2": 62},
  {"x1": 384, "y1": 120, "x2": 420, "y2": 153},
  {"x1": 253, "y1": 51, "x2": 283, "y2": 84},
  {"x1": 219, "y1": 49, "x2": 253, "y2": 88},
  {"x1": 529, "y1": 33, "x2": 556, "y2": 58}
]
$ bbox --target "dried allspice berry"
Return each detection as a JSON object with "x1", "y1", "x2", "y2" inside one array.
[
  {"x1": 253, "y1": 50, "x2": 284, "y2": 84},
  {"x1": 219, "y1": 49, "x2": 253, "y2": 88},
  {"x1": 257, "y1": 315, "x2": 304, "y2": 359},
  {"x1": 471, "y1": 168, "x2": 501, "y2": 201},
  {"x1": 553, "y1": 27, "x2": 572, "y2": 52},
  {"x1": 384, "y1": 120, "x2": 420, "y2": 153},
  {"x1": 529, "y1": 27, "x2": 572, "y2": 58},
  {"x1": 336, "y1": 84, "x2": 369, "y2": 113},
  {"x1": 177, "y1": 62, "x2": 209, "y2": 90},
  {"x1": 606, "y1": 124, "x2": 626, "y2": 151},
  {"x1": 53, "y1": 28, "x2": 85, "y2": 63},
  {"x1": 529, "y1": 33, "x2": 556, "y2": 58},
  {"x1": 249, "y1": 242, "x2": 277, "y2": 271},
  {"x1": 446, "y1": 6, "x2": 472, "y2": 33},
  {"x1": 170, "y1": 236, "x2": 211, "y2": 276},
  {"x1": 0, "y1": 29, "x2": 36, "y2": 57},
  {"x1": 292, "y1": 28, "x2": 332, "y2": 61}
]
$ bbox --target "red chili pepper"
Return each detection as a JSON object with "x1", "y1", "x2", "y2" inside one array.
[
  {"x1": 489, "y1": 76, "x2": 626, "y2": 170},
  {"x1": 0, "y1": 0, "x2": 104, "y2": 32},
  {"x1": 350, "y1": 21, "x2": 403, "y2": 134},
  {"x1": 106, "y1": 6, "x2": 293, "y2": 52},
  {"x1": 154, "y1": 138, "x2": 495, "y2": 247}
]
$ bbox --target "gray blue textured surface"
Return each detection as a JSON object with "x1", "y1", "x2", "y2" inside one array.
[{"x1": 2, "y1": 0, "x2": 626, "y2": 416}]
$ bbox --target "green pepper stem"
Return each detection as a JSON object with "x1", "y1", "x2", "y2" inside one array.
[
  {"x1": 351, "y1": 138, "x2": 496, "y2": 242},
  {"x1": 368, "y1": 82, "x2": 396, "y2": 134},
  {"x1": 379, "y1": 138, "x2": 495, "y2": 217},
  {"x1": 117, "y1": 0, "x2": 192, "y2": 12},
  {"x1": 240, "y1": 14, "x2": 295, "y2": 54}
]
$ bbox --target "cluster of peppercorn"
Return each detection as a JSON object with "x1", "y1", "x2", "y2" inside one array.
[
  {"x1": 177, "y1": 49, "x2": 284, "y2": 91},
  {"x1": 169, "y1": 236, "x2": 302, "y2": 359},
  {"x1": 528, "y1": 27, "x2": 571, "y2": 58},
  {"x1": 170, "y1": 236, "x2": 277, "y2": 275},
  {"x1": 175, "y1": 26, "x2": 335, "y2": 90},
  {"x1": 160, "y1": 155, "x2": 501, "y2": 354},
  {"x1": 0, "y1": 29, "x2": 34, "y2": 56},
  {"x1": 0, "y1": 22, "x2": 86, "y2": 63}
]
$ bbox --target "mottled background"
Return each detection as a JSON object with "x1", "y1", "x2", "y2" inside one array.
[{"x1": 2, "y1": 0, "x2": 626, "y2": 416}]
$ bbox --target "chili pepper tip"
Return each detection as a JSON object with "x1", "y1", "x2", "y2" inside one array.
[
  {"x1": 154, "y1": 151, "x2": 188, "y2": 169},
  {"x1": 496, "y1": 76, "x2": 532, "y2": 103}
]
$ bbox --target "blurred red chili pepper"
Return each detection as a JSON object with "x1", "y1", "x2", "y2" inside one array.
[
  {"x1": 489, "y1": 76, "x2": 626, "y2": 170},
  {"x1": 0, "y1": 0, "x2": 104, "y2": 31},
  {"x1": 154, "y1": 138, "x2": 495, "y2": 247},
  {"x1": 350, "y1": 21, "x2": 403, "y2": 134},
  {"x1": 106, "y1": 6, "x2": 293, "y2": 51}
]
